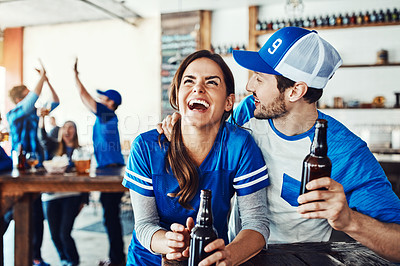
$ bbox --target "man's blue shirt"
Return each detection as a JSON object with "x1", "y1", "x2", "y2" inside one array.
[
  {"x1": 6, "y1": 92, "x2": 59, "y2": 155},
  {"x1": 93, "y1": 102, "x2": 125, "y2": 168}
]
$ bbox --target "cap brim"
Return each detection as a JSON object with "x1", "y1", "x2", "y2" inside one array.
[
  {"x1": 233, "y1": 50, "x2": 281, "y2": 75},
  {"x1": 96, "y1": 89, "x2": 106, "y2": 95}
]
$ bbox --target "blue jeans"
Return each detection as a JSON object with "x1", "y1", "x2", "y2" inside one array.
[
  {"x1": 42, "y1": 195, "x2": 82, "y2": 265},
  {"x1": 100, "y1": 192, "x2": 125, "y2": 264}
]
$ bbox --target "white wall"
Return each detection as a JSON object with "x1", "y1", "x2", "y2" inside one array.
[
  {"x1": 23, "y1": 18, "x2": 161, "y2": 145},
  {"x1": 21, "y1": 0, "x2": 400, "y2": 148}
]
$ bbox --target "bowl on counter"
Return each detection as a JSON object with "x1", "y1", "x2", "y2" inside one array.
[{"x1": 43, "y1": 160, "x2": 69, "y2": 174}]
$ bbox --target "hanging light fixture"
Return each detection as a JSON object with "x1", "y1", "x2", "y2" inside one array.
[{"x1": 285, "y1": 0, "x2": 304, "y2": 18}]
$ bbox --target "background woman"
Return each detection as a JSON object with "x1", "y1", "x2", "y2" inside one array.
[
  {"x1": 38, "y1": 112, "x2": 85, "y2": 266},
  {"x1": 122, "y1": 50, "x2": 270, "y2": 265}
]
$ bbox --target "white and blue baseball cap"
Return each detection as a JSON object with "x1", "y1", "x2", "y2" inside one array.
[{"x1": 233, "y1": 27, "x2": 342, "y2": 89}]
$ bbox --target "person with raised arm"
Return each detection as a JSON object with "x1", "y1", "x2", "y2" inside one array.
[
  {"x1": 74, "y1": 58, "x2": 126, "y2": 266},
  {"x1": 6, "y1": 62, "x2": 59, "y2": 266}
]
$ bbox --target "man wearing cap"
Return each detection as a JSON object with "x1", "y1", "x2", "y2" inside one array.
[
  {"x1": 74, "y1": 59, "x2": 125, "y2": 266},
  {"x1": 158, "y1": 27, "x2": 400, "y2": 262},
  {"x1": 228, "y1": 26, "x2": 400, "y2": 262}
]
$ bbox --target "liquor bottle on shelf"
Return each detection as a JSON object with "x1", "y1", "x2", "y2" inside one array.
[
  {"x1": 385, "y1": 8, "x2": 392, "y2": 22},
  {"x1": 363, "y1": 11, "x2": 370, "y2": 24},
  {"x1": 310, "y1": 17, "x2": 317, "y2": 27},
  {"x1": 255, "y1": 20, "x2": 262, "y2": 31},
  {"x1": 267, "y1": 21, "x2": 273, "y2": 30},
  {"x1": 272, "y1": 20, "x2": 279, "y2": 30},
  {"x1": 377, "y1": 9, "x2": 385, "y2": 22},
  {"x1": 261, "y1": 21, "x2": 268, "y2": 31},
  {"x1": 299, "y1": 119, "x2": 331, "y2": 196},
  {"x1": 370, "y1": 10, "x2": 377, "y2": 23},
  {"x1": 336, "y1": 13, "x2": 343, "y2": 26},
  {"x1": 356, "y1": 12, "x2": 364, "y2": 24},
  {"x1": 329, "y1": 14, "x2": 336, "y2": 26},
  {"x1": 278, "y1": 20, "x2": 285, "y2": 29},
  {"x1": 342, "y1": 13, "x2": 350, "y2": 25},
  {"x1": 316, "y1": 16, "x2": 323, "y2": 27},
  {"x1": 303, "y1": 17, "x2": 311, "y2": 27},
  {"x1": 322, "y1": 15, "x2": 329, "y2": 26},
  {"x1": 349, "y1": 12, "x2": 356, "y2": 24},
  {"x1": 392, "y1": 8, "x2": 399, "y2": 21},
  {"x1": 188, "y1": 190, "x2": 218, "y2": 266}
]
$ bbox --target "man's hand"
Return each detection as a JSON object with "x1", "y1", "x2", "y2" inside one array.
[
  {"x1": 156, "y1": 112, "x2": 181, "y2": 141},
  {"x1": 297, "y1": 177, "x2": 353, "y2": 231},
  {"x1": 165, "y1": 217, "x2": 195, "y2": 261},
  {"x1": 198, "y1": 238, "x2": 232, "y2": 266}
]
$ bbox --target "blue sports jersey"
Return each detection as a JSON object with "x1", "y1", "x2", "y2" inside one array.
[
  {"x1": 93, "y1": 102, "x2": 125, "y2": 168},
  {"x1": 7, "y1": 92, "x2": 59, "y2": 164},
  {"x1": 230, "y1": 95, "x2": 400, "y2": 243},
  {"x1": 122, "y1": 121, "x2": 269, "y2": 265}
]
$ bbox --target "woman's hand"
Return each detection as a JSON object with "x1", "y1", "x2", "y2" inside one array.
[
  {"x1": 198, "y1": 238, "x2": 232, "y2": 266},
  {"x1": 165, "y1": 217, "x2": 194, "y2": 261}
]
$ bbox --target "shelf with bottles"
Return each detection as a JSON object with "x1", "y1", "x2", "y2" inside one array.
[
  {"x1": 253, "y1": 7, "x2": 400, "y2": 36},
  {"x1": 211, "y1": 44, "x2": 247, "y2": 57},
  {"x1": 340, "y1": 62, "x2": 400, "y2": 68},
  {"x1": 160, "y1": 11, "x2": 211, "y2": 119}
]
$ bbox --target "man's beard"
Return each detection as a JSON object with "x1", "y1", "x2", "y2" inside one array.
[{"x1": 254, "y1": 93, "x2": 288, "y2": 120}]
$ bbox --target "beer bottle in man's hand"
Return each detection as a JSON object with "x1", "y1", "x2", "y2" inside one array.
[
  {"x1": 188, "y1": 189, "x2": 217, "y2": 266},
  {"x1": 300, "y1": 119, "x2": 331, "y2": 196}
]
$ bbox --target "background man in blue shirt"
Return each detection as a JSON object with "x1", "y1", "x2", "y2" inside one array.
[
  {"x1": 74, "y1": 58, "x2": 125, "y2": 266},
  {"x1": 6, "y1": 65, "x2": 59, "y2": 266}
]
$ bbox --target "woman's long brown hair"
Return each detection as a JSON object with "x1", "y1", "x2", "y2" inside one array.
[
  {"x1": 56, "y1": 121, "x2": 80, "y2": 156},
  {"x1": 165, "y1": 50, "x2": 235, "y2": 209}
]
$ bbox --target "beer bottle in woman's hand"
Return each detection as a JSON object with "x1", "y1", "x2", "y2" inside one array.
[{"x1": 188, "y1": 189, "x2": 217, "y2": 266}]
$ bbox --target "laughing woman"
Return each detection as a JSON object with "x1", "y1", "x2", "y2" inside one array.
[{"x1": 122, "y1": 50, "x2": 270, "y2": 266}]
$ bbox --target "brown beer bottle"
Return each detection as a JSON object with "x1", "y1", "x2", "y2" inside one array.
[
  {"x1": 300, "y1": 119, "x2": 331, "y2": 195},
  {"x1": 188, "y1": 189, "x2": 217, "y2": 266},
  {"x1": 17, "y1": 144, "x2": 26, "y2": 171}
]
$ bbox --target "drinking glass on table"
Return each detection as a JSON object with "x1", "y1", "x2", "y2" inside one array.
[
  {"x1": 26, "y1": 152, "x2": 39, "y2": 173},
  {"x1": 0, "y1": 131, "x2": 9, "y2": 142},
  {"x1": 0, "y1": 123, "x2": 9, "y2": 142}
]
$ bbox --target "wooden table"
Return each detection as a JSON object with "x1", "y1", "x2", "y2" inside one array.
[
  {"x1": 243, "y1": 242, "x2": 396, "y2": 265},
  {"x1": 0, "y1": 166, "x2": 127, "y2": 266}
]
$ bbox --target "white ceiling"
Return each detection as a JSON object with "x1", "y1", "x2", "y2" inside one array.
[{"x1": 0, "y1": 0, "x2": 277, "y2": 29}]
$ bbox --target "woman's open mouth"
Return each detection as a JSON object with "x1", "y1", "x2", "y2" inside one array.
[{"x1": 188, "y1": 99, "x2": 210, "y2": 111}]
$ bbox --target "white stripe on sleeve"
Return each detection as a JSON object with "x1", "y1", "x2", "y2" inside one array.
[
  {"x1": 126, "y1": 168, "x2": 153, "y2": 184},
  {"x1": 233, "y1": 174, "x2": 269, "y2": 190},
  {"x1": 124, "y1": 174, "x2": 154, "y2": 190},
  {"x1": 233, "y1": 165, "x2": 267, "y2": 183}
]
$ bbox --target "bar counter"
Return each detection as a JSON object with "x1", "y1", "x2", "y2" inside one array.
[{"x1": 243, "y1": 242, "x2": 396, "y2": 265}]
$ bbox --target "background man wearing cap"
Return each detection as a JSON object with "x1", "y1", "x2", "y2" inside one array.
[
  {"x1": 228, "y1": 26, "x2": 400, "y2": 262},
  {"x1": 74, "y1": 59, "x2": 126, "y2": 266},
  {"x1": 158, "y1": 27, "x2": 400, "y2": 262}
]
